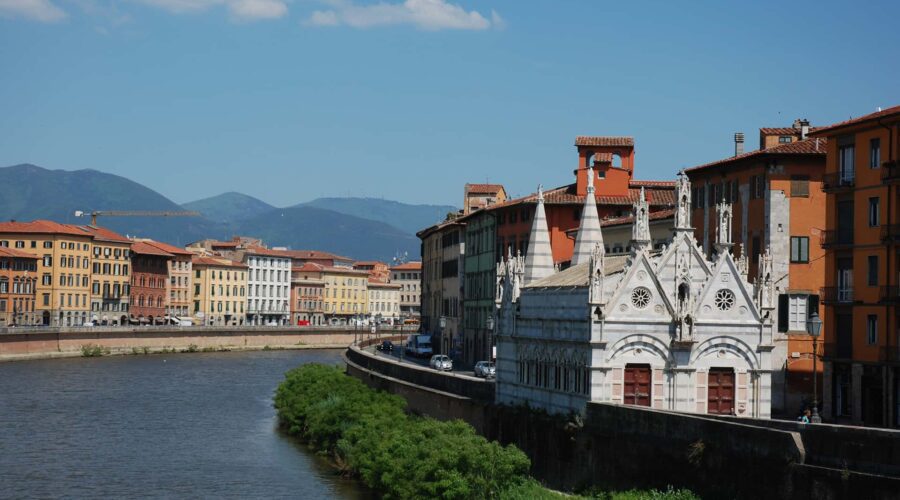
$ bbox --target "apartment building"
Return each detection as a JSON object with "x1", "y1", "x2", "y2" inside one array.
[
  {"x1": 322, "y1": 266, "x2": 369, "y2": 324},
  {"x1": 390, "y1": 261, "x2": 422, "y2": 320},
  {"x1": 191, "y1": 255, "x2": 247, "y2": 326},
  {"x1": 367, "y1": 278, "x2": 401, "y2": 323},
  {"x1": 130, "y1": 241, "x2": 173, "y2": 324},
  {"x1": 136, "y1": 240, "x2": 194, "y2": 321},
  {"x1": 291, "y1": 262, "x2": 325, "y2": 326},
  {"x1": 82, "y1": 225, "x2": 132, "y2": 325},
  {"x1": 0, "y1": 247, "x2": 38, "y2": 326},
  {"x1": 418, "y1": 217, "x2": 465, "y2": 355},
  {"x1": 812, "y1": 105, "x2": 900, "y2": 427},
  {"x1": 463, "y1": 183, "x2": 506, "y2": 214}
]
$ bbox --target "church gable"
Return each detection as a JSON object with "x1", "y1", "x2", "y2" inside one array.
[
  {"x1": 604, "y1": 253, "x2": 674, "y2": 322},
  {"x1": 693, "y1": 252, "x2": 760, "y2": 324},
  {"x1": 654, "y1": 232, "x2": 711, "y2": 305}
]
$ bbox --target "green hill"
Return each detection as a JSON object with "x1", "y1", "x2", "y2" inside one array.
[
  {"x1": 183, "y1": 192, "x2": 275, "y2": 224},
  {"x1": 300, "y1": 197, "x2": 458, "y2": 234}
]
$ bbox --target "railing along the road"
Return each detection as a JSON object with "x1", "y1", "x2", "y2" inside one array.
[{"x1": 0, "y1": 324, "x2": 413, "y2": 336}]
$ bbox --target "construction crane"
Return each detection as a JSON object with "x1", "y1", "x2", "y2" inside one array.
[{"x1": 74, "y1": 210, "x2": 200, "y2": 226}]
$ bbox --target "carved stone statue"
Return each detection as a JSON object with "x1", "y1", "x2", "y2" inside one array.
[
  {"x1": 631, "y1": 187, "x2": 651, "y2": 245},
  {"x1": 674, "y1": 170, "x2": 692, "y2": 229}
]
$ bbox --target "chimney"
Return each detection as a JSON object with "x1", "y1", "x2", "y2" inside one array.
[
  {"x1": 799, "y1": 119, "x2": 810, "y2": 140},
  {"x1": 734, "y1": 132, "x2": 745, "y2": 156}
]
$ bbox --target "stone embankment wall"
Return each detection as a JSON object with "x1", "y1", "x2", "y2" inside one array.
[
  {"x1": 345, "y1": 346, "x2": 900, "y2": 500},
  {"x1": 0, "y1": 326, "x2": 402, "y2": 361}
]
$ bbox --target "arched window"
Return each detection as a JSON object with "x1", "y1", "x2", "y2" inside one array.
[{"x1": 612, "y1": 153, "x2": 622, "y2": 168}]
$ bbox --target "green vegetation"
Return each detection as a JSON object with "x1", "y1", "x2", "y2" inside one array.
[
  {"x1": 131, "y1": 346, "x2": 152, "y2": 355},
  {"x1": 80, "y1": 344, "x2": 110, "y2": 357},
  {"x1": 182, "y1": 344, "x2": 199, "y2": 353},
  {"x1": 274, "y1": 364, "x2": 698, "y2": 500}
]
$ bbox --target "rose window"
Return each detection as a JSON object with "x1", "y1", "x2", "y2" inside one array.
[
  {"x1": 631, "y1": 287, "x2": 652, "y2": 309},
  {"x1": 714, "y1": 289, "x2": 735, "y2": 311}
]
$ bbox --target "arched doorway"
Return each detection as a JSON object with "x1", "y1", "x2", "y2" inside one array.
[{"x1": 42, "y1": 311, "x2": 50, "y2": 326}]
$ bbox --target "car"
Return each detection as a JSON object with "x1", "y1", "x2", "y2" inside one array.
[
  {"x1": 377, "y1": 340, "x2": 394, "y2": 352},
  {"x1": 474, "y1": 361, "x2": 496, "y2": 378},
  {"x1": 429, "y1": 354, "x2": 453, "y2": 372}
]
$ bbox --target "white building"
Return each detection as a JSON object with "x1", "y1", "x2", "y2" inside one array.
[
  {"x1": 245, "y1": 248, "x2": 291, "y2": 325},
  {"x1": 495, "y1": 170, "x2": 774, "y2": 418}
]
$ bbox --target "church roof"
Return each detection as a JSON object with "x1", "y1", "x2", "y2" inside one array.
[{"x1": 524, "y1": 255, "x2": 630, "y2": 289}]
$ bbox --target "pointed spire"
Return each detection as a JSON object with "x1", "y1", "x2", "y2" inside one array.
[
  {"x1": 631, "y1": 187, "x2": 651, "y2": 250},
  {"x1": 674, "y1": 170, "x2": 692, "y2": 230},
  {"x1": 524, "y1": 185, "x2": 555, "y2": 283},
  {"x1": 572, "y1": 166, "x2": 604, "y2": 266}
]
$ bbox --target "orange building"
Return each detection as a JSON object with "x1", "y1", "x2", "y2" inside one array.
[
  {"x1": 463, "y1": 184, "x2": 506, "y2": 214},
  {"x1": 0, "y1": 247, "x2": 38, "y2": 326},
  {"x1": 811, "y1": 105, "x2": 900, "y2": 427},
  {"x1": 353, "y1": 261, "x2": 390, "y2": 282},
  {"x1": 291, "y1": 262, "x2": 325, "y2": 326},
  {"x1": 129, "y1": 241, "x2": 173, "y2": 324},
  {"x1": 685, "y1": 127, "x2": 827, "y2": 417}
]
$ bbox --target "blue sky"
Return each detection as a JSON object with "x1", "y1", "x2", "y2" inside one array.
[{"x1": 1, "y1": 0, "x2": 898, "y2": 207}]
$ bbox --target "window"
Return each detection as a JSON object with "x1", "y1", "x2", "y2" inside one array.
[
  {"x1": 839, "y1": 144, "x2": 855, "y2": 183},
  {"x1": 870, "y1": 138, "x2": 881, "y2": 168},
  {"x1": 787, "y1": 295, "x2": 807, "y2": 331},
  {"x1": 869, "y1": 197, "x2": 880, "y2": 227},
  {"x1": 790, "y1": 237, "x2": 809, "y2": 263},
  {"x1": 868, "y1": 255, "x2": 878, "y2": 286},
  {"x1": 779, "y1": 136, "x2": 792, "y2": 144},
  {"x1": 790, "y1": 175, "x2": 809, "y2": 197},
  {"x1": 867, "y1": 315, "x2": 878, "y2": 345}
]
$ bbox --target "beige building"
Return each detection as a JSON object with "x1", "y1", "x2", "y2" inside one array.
[
  {"x1": 464, "y1": 183, "x2": 507, "y2": 214},
  {"x1": 322, "y1": 266, "x2": 369, "y2": 325},
  {"x1": 82, "y1": 225, "x2": 132, "y2": 325},
  {"x1": 367, "y1": 278, "x2": 401, "y2": 323},
  {"x1": 291, "y1": 262, "x2": 326, "y2": 326},
  {"x1": 0, "y1": 220, "x2": 97, "y2": 326},
  {"x1": 191, "y1": 255, "x2": 247, "y2": 326},
  {"x1": 390, "y1": 261, "x2": 422, "y2": 320}
]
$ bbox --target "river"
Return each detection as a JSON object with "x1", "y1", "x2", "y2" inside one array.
[{"x1": 0, "y1": 349, "x2": 365, "y2": 499}]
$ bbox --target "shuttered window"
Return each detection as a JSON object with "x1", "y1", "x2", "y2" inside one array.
[{"x1": 790, "y1": 175, "x2": 809, "y2": 197}]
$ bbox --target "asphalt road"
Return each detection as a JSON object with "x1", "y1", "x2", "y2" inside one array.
[{"x1": 367, "y1": 344, "x2": 481, "y2": 378}]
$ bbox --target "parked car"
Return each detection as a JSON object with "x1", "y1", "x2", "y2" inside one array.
[
  {"x1": 474, "y1": 361, "x2": 496, "y2": 378},
  {"x1": 377, "y1": 340, "x2": 394, "y2": 352},
  {"x1": 429, "y1": 354, "x2": 453, "y2": 372}
]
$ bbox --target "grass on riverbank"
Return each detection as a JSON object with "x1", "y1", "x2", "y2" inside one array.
[{"x1": 274, "y1": 364, "x2": 698, "y2": 500}]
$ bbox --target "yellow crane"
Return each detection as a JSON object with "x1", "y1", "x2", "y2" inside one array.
[{"x1": 74, "y1": 210, "x2": 200, "y2": 226}]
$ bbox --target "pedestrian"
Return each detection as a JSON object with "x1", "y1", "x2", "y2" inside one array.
[{"x1": 799, "y1": 408, "x2": 811, "y2": 424}]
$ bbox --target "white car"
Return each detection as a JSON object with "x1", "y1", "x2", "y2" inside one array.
[
  {"x1": 429, "y1": 355, "x2": 453, "y2": 372},
  {"x1": 474, "y1": 361, "x2": 496, "y2": 378}
]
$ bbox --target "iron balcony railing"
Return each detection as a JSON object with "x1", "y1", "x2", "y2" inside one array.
[
  {"x1": 822, "y1": 172, "x2": 855, "y2": 191},
  {"x1": 879, "y1": 285, "x2": 900, "y2": 303},
  {"x1": 821, "y1": 286, "x2": 854, "y2": 303},
  {"x1": 881, "y1": 161, "x2": 900, "y2": 182},
  {"x1": 881, "y1": 224, "x2": 900, "y2": 242},
  {"x1": 820, "y1": 230, "x2": 854, "y2": 248}
]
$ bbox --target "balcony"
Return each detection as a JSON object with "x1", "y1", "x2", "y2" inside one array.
[
  {"x1": 881, "y1": 161, "x2": 900, "y2": 182},
  {"x1": 821, "y1": 286, "x2": 854, "y2": 304},
  {"x1": 881, "y1": 224, "x2": 900, "y2": 243},
  {"x1": 820, "y1": 230, "x2": 854, "y2": 248},
  {"x1": 822, "y1": 172, "x2": 855, "y2": 192},
  {"x1": 879, "y1": 285, "x2": 900, "y2": 303}
]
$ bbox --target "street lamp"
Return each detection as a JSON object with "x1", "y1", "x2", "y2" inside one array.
[
  {"x1": 486, "y1": 316, "x2": 495, "y2": 361},
  {"x1": 439, "y1": 316, "x2": 447, "y2": 355},
  {"x1": 806, "y1": 311, "x2": 823, "y2": 423}
]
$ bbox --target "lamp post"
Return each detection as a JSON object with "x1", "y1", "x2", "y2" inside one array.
[
  {"x1": 486, "y1": 316, "x2": 495, "y2": 361},
  {"x1": 439, "y1": 316, "x2": 447, "y2": 355},
  {"x1": 806, "y1": 311, "x2": 823, "y2": 423}
]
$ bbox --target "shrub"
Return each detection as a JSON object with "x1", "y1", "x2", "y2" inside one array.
[{"x1": 80, "y1": 344, "x2": 108, "y2": 357}]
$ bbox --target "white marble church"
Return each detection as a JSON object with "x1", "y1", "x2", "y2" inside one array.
[{"x1": 495, "y1": 170, "x2": 775, "y2": 418}]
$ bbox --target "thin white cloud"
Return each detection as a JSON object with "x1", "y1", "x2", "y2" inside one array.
[
  {"x1": 307, "y1": 0, "x2": 498, "y2": 31},
  {"x1": 133, "y1": 0, "x2": 288, "y2": 20},
  {"x1": 0, "y1": 0, "x2": 67, "y2": 22}
]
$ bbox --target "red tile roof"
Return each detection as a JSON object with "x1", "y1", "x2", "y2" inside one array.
[
  {"x1": 140, "y1": 240, "x2": 193, "y2": 256},
  {"x1": 466, "y1": 183, "x2": 505, "y2": 194},
  {"x1": 0, "y1": 247, "x2": 39, "y2": 259},
  {"x1": 686, "y1": 137, "x2": 827, "y2": 173},
  {"x1": 282, "y1": 249, "x2": 354, "y2": 262},
  {"x1": 295, "y1": 262, "x2": 325, "y2": 272},
  {"x1": 759, "y1": 127, "x2": 819, "y2": 136},
  {"x1": 575, "y1": 136, "x2": 634, "y2": 147},
  {"x1": 601, "y1": 208, "x2": 676, "y2": 228},
  {"x1": 191, "y1": 255, "x2": 246, "y2": 268},
  {"x1": 78, "y1": 225, "x2": 131, "y2": 244},
  {"x1": 244, "y1": 246, "x2": 293, "y2": 258},
  {"x1": 810, "y1": 105, "x2": 900, "y2": 136},
  {"x1": 322, "y1": 265, "x2": 370, "y2": 275},
  {"x1": 354, "y1": 261, "x2": 387, "y2": 267},
  {"x1": 368, "y1": 278, "x2": 401, "y2": 288},
  {"x1": 130, "y1": 241, "x2": 175, "y2": 257},
  {"x1": 630, "y1": 180, "x2": 676, "y2": 188},
  {"x1": 485, "y1": 183, "x2": 675, "y2": 210},
  {"x1": 390, "y1": 261, "x2": 422, "y2": 271},
  {"x1": 0, "y1": 220, "x2": 90, "y2": 237}
]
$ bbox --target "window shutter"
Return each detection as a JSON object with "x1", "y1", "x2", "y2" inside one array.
[
  {"x1": 778, "y1": 294, "x2": 789, "y2": 332},
  {"x1": 807, "y1": 295, "x2": 819, "y2": 317}
]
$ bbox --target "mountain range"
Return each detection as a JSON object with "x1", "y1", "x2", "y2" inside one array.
[{"x1": 0, "y1": 164, "x2": 457, "y2": 261}]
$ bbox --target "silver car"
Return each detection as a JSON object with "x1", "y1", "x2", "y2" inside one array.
[
  {"x1": 429, "y1": 354, "x2": 453, "y2": 372},
  {"x1": 474, "y1": 361, "x2": 496, "y2": 378}
]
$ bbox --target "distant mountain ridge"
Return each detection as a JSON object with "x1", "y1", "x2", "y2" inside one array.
[
  {"x1": 0, "y1": 164, "x2": 442, "y2": 260},
  {"x1": 298, "y1": 197, "x2": 457, "y2": 235}
]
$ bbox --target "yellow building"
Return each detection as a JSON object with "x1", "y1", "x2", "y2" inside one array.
[
  {"x1": 81, "y1": 225, "x2": 133, "y2": 325},
  {"x1": 191, "y1": 255, "x2": 247, "y2": 326},
  {"x1": 322, "y1": 266, "x2": 369, "y2": 325},
  {"x1": 0, "y1": 220, "x2": 96, "y2": 326}
]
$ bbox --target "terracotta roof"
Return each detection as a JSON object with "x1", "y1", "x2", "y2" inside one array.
[
  {"x1": 0, "y1": 247, "x2": 39, "y2": 259},
  {"x1": 368, "y1": 278, "x2": 401, "y2": 288},
  {"x1": 77, "y1": 225, "x2": 131, "y2": 244},
  {"x1": 130, "y1": 241, "x2": 174, "y2": 257},
  {"x1": 390, "y1": 261, "x2": 422, "y2": 271},
  {"x1": 810, "y1": 106, "x2": 900, "y2": 136},
  {"x1": 282, "y1": 249, "x2": 354, "y2": 262},
  {"x1": 353, "y1": 261, "x2": 386, "y2": 267},
  {"x1": 140, "y1": 240, "x2": 193, "y2": 256},
  {"x1": 0, "y1": 220, "x2": 91, "y2": 237},
  {"x1": 575, "y1": 136, "x2": 634, "y2": 147},
  {"x1": 191, "y1": 255, "x2": 246, "y2": 268},
  {"x1": 599, "y1": 208, "x2": 675, "y2": 228},
  {"x1": 295, "y1": 262, "x2": 325, "y2": 272},
  {"x1": 686, "y1": 137, "x2": 827, "y2": 173},
  {"x1": 758, "y1": 127, "x2": 820, "y2": 136},
  {"x1": 244, "y1": 246, "x2": 293, "y2": 259},
  {"x1": 466, "y1": 183, "x2": 505, "y2": 194},
  {"x1": 630, "y1": 180, "x2": 676, "y2": 188},
  {"x1": 488, "y1": 183, "x2": 675, "y2": 210},
  {"x1": 322, "y1": 266, "x2": 370, "y2": 275}
]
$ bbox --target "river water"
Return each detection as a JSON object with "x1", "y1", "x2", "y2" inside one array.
[{"x1": 0, "y1": 350, "x2": 364, "y2": 499}]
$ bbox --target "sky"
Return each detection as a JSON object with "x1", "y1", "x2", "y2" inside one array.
[{"x1": 1, "y1": 0, "x2": 898, "y2": 208}]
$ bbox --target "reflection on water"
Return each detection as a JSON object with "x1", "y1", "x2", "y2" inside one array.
[{"x1": 0, "y1": 350, "x2": 365, "y2": 499}]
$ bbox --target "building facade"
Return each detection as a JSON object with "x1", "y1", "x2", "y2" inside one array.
[
  {"x1": 462, "y1": 209, "x2": 497, "y2": 364},
  {"x1": 0, "y1": 221, "x2": 98, "y2": 326},
  {"x1": 322, "y1": 266, "x2": 369, "y2": 324},
  {"x1": 138, "y1": 240, "x2": 195, "y2": 321},
  {"x1": 291, "y1": 262, "x2": 325, "y2": 326},
  {"x1": 129, "y1": 241, "x2": 172, "y2": 324},
  {"x1": 353, "y1": 261, "x2": 390, "y2": 282},
  {"x1": 244, "y1": 249, "x2": 291, "y2": 326},
  {"x1": 418, "y1": 218, "x2": 466, "y2": 356},
  {"x1": 367, "y1": 279, "x2": 401, "y2": 323},
  {"x1": 464, "y1": 183, "x2": 507, "y2": 214},
  {"x1": 0, "y1": 247, "x2": 38, "y2": 326},
  {"x1": 390, "y1": 262, "x2": 422, "y2": 320},
  {"x1": 812, "y1": 105, "x2": 900, "y2": 428},
  {"x1": 191, "y1": 256, "x2": 247, "y2": 326},
  {"x1": 685, "y1": 129, "x2": 827, "y2": 417},
  {"x1": 83, "y1": 226, "x2": 132, "y2": 325},
  {"x1": 495, "y1": 173, "x2": 773, "y2": 418}
]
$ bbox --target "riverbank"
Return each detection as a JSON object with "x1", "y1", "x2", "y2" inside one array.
[
  {"x1": 274, "y1": 363, "x2": 697, "y2": 500},
  {"x1": 0, "y1": 326, "x2": 379, "y2": 362}
]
